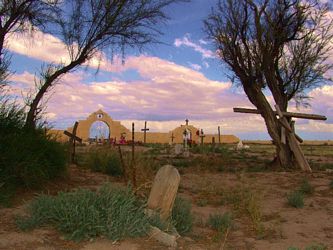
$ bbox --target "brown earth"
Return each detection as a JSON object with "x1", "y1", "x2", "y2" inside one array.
[{"x1": 1, "y1": 144, "x2": 332, "y2": 250}]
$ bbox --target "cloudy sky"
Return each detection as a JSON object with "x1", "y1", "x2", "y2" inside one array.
[{"x1": 5, "y1": 0, "x2": 333, "y2": 140}]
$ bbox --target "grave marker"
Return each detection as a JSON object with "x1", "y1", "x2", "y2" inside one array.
[
  {"x1": 141, "y1": 121, "x2": 149, "y2": 144},
  {"x1": 63, "y1": 121, "x2": 82, "y2": 163},
  {"x1": 147, "y1": 165, "x2": 180, "y2": 221}
]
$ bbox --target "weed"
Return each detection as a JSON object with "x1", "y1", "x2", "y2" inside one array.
[
  {"x1": 299, "y1": 179, "x2": 314, "y2": 195},
  {"x1": 207, "y1": 212, "x2": 232, "y2": 233},
  {"x1": 196, "y1": 199, "x2": 208, "y2": 207},
  {"x1": 172, "y1": 196, "x2": 193, "y2": 234},
  {"x1": 287, "y1": 191, "x2": 304, "y2": 208},
  {"x1": 16, "y1": 184, "x2": 150, "y2": 241},
  {"x1": 305, "y1": 243, "x2": 327, "y2": 250}
]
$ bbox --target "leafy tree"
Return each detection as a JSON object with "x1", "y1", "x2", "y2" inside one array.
[
  {"x1": 25, "y1": 0, "x2": 184, "y2": 129},
  {"x1": 204, "y1": 0, "x2": 333, "y2": 168}
]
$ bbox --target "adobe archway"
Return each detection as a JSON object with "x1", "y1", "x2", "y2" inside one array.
[{"x1": 67, "y1": 109, "x2": 130, "y2": 142}]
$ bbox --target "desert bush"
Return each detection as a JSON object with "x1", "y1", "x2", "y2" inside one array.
[
  {"x1": 287, "y1": 191, "x2": 304, "y2": 208},
  {"x1": 287, "y1": 243, "x2": 327, "y2": 250},
  {"x1": 0, "y1": 101, "x2": 67, "y2": 205},
  {"x1": 16, "y1": 184, "x2": 150, "y2": 241},
  {"x1": 84, "y1": 148, "x2": 122, "y2": 176},
  {"x1": 207, "y1": 212, "x2": 232, "y2": 233},
  {"x1": 171, "y1": 196, "x2": 193, "y2": 234},
  {"x1": 299, "y1": 179, "x2": 314, "y2": 195}
]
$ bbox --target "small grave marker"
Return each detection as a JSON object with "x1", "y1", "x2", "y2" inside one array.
[
  {"x1": 63, "y1": 121, "x2": 82, "y2": 163},
  {"x1": 147, "y1": 165, "x2": 180, "y2": 221},
  {"x1": 141, "y1": 121, "x2": 149, "y2": 144},
  {"x1": 199, "y1": 129, "x2": 205, "y2": 146}
]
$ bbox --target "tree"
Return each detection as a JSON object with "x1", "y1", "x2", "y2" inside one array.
[
  {"x1": 25, "y1": 0, "x2": 184, "y2": 129},
  {"x1": 204, "y1": 0, "x2": 333, "y2": 169},
  {"x1": 0, "y1": 0, "x2": 59, "y2": 88}
]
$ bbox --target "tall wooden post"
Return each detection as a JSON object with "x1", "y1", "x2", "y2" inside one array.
[
  {"x1": 141, "y1": 121, "x2": 149, "y2": 144},
  {"x1": 170, "y1": 133, "x2": 175, "y2": 144},
  {"x1": 218, "y1": 126, "x2": 221, "y2": 144},
  {"x1": 131, "y1": 122, "x2": 136, "y2": 188},
  {"x1": 200, "y1": 129, "x2": 205, "y2": 146}
]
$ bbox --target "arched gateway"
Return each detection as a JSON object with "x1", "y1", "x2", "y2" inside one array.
[{"x1": 67, "y1": 109, "x2": 130, "y2": 142}]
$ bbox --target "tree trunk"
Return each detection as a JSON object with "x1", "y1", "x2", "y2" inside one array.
[{"x1": 243, "y1": 83, "x2": 294, "y2": 169}]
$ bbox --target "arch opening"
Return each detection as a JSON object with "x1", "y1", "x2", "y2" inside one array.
[{"x1": 89, "y1": 121, "x2": 110, "y2": 144}]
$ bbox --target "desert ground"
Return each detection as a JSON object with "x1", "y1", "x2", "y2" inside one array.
[{"x1": 0, "y1": 142, "x2": 332, "y2": 250}]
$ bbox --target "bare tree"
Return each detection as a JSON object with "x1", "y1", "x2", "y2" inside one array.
[
  {"x1": 204, "y1": 0, "x2": 333, "y2": 168},
  {"x1": 25, "y1": 0, "x2": 184, "y2": 129},
  {"x1": 0, "y1": 0, "x2": 59, "y2": 87}
]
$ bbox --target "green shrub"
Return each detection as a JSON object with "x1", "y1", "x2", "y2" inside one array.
[
  {"x1": 171, "y1": 196, "x2": 193, "y2": 234},
  {"x1": 299, "y1": 179, "x2": 314, "y2": 195},
  {"x1": 16, "y1": 184, "x2": 150, "y2": 241},
  {"x1": 85, "y1": 148, "x2": 122, "y2": 176},
  {"x1": 287, "y1": 191, "x2": 304, "y2": 208},
  {"x1": 0, "y1": 101, "x2": 67, "y2": 205},
  {"x1": 207, "y1": 212, "x2": 232, "y2": 233}
]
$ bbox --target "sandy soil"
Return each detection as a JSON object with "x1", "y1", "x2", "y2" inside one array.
[{"x1": 1, "y1": 149, "x2": 333, "y2": 249}]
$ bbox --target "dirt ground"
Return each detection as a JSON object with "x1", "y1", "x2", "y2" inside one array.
[{"x1": 0, "y1": 143, "x2": 332, "y2": 250}]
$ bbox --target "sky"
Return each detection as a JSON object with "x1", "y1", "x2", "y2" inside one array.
[{"x1": 5, "y1": 0, "x2": 333, "y2": 140}]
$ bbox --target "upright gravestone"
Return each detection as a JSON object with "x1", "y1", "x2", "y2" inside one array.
[
  {"x1": 174, "y1": 144, "x2": 183, "y2": 155},
  {"x1": 147, "y1": 165, "x2": 180, "y2": 221}
]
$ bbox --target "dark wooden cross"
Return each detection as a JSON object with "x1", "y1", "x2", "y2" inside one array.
[
  {"x1": 131, "y1": 122, "x2": 137, "y2": 188},
  {"x1": 199, "y1": 129, "x2": 205, "y2": 146},
  {"x1": 170, "y1": 133, "x2": 175, "y2": 144},
  {"x1": 218, "y1": 126, "x2": 221, "y2": 144},
  {"x1": 63, "y1": 121, "x2": 82, "y2": 164},
  {"x1": 233, "y1": 107, "x2": 327, "y2": 172},
  {"x1": 141, "y1": 121, "x2": 149, "y2": 144},
  {"x1": 185, "y1": 118, "x2": 189, "y2": 126}
]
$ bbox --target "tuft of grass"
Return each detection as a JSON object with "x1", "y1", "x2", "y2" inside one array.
[
  {"x1": 287, "y1": 191, "x2": 304, "y2": 208},
  {"x1": 299, "y1": 179, "x2": 314, "y2": 195},
  {"x1": 207, "y1": 212, "x2": 232, "y2": 233},
  {"x1": 171, "y1": 196, "x2": 193, "y2": 234},
  {"x1": 16, "y1": 184, "x2": 150, "y2": 241}
]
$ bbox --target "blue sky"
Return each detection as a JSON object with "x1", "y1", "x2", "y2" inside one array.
[{"x1": 5, "y1": 0, "x2": 333, "y2": 140}]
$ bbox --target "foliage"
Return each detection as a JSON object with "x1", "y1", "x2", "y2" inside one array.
[
  {"x1": 83, "y1": 148, "x2": 123, "y2": 176},
  {"x1": 287, "y1": 243, "x2": 328, "y2": 250},
  {"x1": 207, "y1": 212, "x2": 232, "y2": 233},
  {"x1": 16, "y1": 184, "x2": 150, "y2": 241},
  {"x1": 0, "y1": 101, "x2": 67, "y2": 206},
  {"x1": 171, "y1": 196, "x2": 193, "y2": 234},
  {"x1": 287, "y1": 191, "x2": 304, "y2": 208},
  {"x1": 299, "y1": 179, "x2": 314, "y2": 195}
]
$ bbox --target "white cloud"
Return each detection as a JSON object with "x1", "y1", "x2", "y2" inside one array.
[{"x1": 174, "y1": 34, "x2": 215, "y2": 59}]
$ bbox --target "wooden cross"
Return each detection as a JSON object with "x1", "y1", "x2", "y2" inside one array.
[
  {"x1": 141, "y1": 121, "x2": 149, "y2": 144},
  {"x1": 218, "y1": 126, "x2": 221, "y2": 144},
  {"x1": 131, "y1": 122, "x2": 136, "y2": 188},
  {"x1": 185, "y1": 118, "x2": 189, "y2": 126},
  {"x1": 199, "y1": 129, "x2": 205, "y2": 146},
  {"x1": 170, "y1": 133, "x2": 175, "y2": 144},
  {"x1": 63, "y1": 121, "x2": 82, "y2": 164},
  {"x1": 233, "y1": 107, "x2": 327, "y2": 172}
]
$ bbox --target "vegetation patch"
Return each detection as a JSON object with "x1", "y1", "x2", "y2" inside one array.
[
  {"x1": 16, "y1": 184, "x2": 150, "y2": 241},
  {"x1": 298, "y1": 179, "x2": 314, "y2": 195},
  {"x1": 172, "y1": 196, "x2": 193, "y2": 234},
  {"x1": 287, "y1": 191, "x2": 304, "y2": 208}
]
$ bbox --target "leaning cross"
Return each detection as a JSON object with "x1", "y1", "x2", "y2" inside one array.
[
  {"x1": 233, "y1": 107, "x2": 327, "y2": 172},
  {"x1": 141, "y1": 121, "x2": 149, "y2": 144},
  {"x1": 64, "y1": 121, "x2": 82, "y2": 164}
]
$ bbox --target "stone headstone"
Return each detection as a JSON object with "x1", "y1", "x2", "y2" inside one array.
[
  {"x1": 236, "y1": 140, "x2": 244, "y2": 150},
  {"x1": 174, "y1": 144, "x2": 183, "y2": 155},
  {"x1": 147, "y1": 165, "x2": 180, "y2": 221}
]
